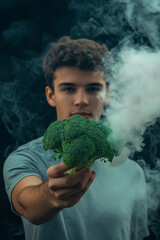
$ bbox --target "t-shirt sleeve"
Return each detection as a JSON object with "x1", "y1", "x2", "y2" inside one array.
[
  {"x1": 3, "y1": 148, "x2": 44, "y2": 215},
  {"x1": 130, "y1": 164, "x2": 149, "y2": 240}
]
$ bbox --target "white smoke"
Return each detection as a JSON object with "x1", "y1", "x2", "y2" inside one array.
[{"x1": 104, "y1": 46, "x2": 160, "y2": 165}]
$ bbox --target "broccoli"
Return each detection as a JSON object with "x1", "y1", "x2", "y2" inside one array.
[{"x1": 43, "y1": 115, "x2": 116, "y2": 175}]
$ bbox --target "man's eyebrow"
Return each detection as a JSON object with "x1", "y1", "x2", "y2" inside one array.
[
  {"x1": 58, "y1": 82, "x2": 76, "y2": 87},
  {"x1": 86, "y1": 82, "x2": 104, "y2": 87}
]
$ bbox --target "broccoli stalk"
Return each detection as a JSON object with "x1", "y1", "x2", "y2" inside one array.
[{"x1": 43, "y1": 115, "x2": 116, "y2": 175}]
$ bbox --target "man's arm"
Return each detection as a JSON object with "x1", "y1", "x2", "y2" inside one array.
[{"x1": 12, "y1": 161, "x2": 95, "y2": 224}]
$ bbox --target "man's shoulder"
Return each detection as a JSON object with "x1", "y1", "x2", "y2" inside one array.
[
  {"x1": 121, "y1": 159, "x2": 146, "y2": 182},
  {"x1": 120, "y1": 157, "x2": 140, "y2": 170},
  {"x1": 3, "y1": 136, "x2": 53, "y2": 182},
  {"x1": 16, "y1": 136, "x2": 44, "y2": 151},
  {"x1": 4, "y1": 136, "x2": 49, "y2": 166},
  {"x1": 125, "y1": 159, "x2": 144, "y2": 172}
]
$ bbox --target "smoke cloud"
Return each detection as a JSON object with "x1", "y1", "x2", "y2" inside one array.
[
  {"x1": 105, "y1": 46, "x2": 160, "y2": 160},
  {"x1": 69, "y1": 0, "x2": 160, "y2": 48},
  {"x1": 121, "y1": 0, "x2": 160, "y2": 47}
]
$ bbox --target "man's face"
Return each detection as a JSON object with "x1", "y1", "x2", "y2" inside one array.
[{"x1": 45, "y1": 66, "x2": 108, "y2": 120}]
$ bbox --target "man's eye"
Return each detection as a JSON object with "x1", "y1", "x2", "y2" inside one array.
[
  {"x1": 87, "y1": 87, "x2": 100, "y2": 93},
  {"x1": 63, "y1": 87, "x2": 75, "y2": 92}
]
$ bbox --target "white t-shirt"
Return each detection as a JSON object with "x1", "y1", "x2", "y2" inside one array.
[{"x1": 3, "y1": 137, "x2": 149, "y2": 240}]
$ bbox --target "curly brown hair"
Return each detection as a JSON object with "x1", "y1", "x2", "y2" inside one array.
[{"x1": 43, "y1": 36, "x2": 108, "y2": 89}]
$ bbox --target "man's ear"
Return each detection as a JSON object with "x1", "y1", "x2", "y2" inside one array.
[
  {"x1": 103, "y1": 100, "x2": 108, "y2": 108},
  {"x1": 104, "y1": 84, "x2": 112, "y2": 107},
  {"x1": 45, "y1": 86, "x2": 56, "y2": 107}
]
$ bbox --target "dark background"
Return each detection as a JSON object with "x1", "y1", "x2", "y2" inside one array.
[{"x1": 0, "y1": 0, "x2": 160, "y2": 239}]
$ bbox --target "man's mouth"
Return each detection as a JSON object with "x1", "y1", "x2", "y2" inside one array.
[{"x1": 71, "y1": 112, "x2": 91, "y2": 119}]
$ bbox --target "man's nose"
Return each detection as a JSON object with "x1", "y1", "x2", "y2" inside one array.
[{"x1": 74, "y1": 90, "x2": 89, "y2": 107}]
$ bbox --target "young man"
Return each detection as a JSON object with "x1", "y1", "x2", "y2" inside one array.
[{"x1": 3, "y1": 36, "x2": 149, "y2": 240}]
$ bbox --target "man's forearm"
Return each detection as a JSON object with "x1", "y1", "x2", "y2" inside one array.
[{"x1": 17, "y1": 181, "x2": 62, "y2": 224}]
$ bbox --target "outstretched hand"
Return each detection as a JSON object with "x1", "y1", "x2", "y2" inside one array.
[{"x1": 47, "y1": 161, "x2": 96, "y2": 208}]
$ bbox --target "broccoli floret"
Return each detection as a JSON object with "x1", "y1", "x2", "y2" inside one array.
[{"x1": 43, "y1": 115, "x2": 116, "y2": 174}]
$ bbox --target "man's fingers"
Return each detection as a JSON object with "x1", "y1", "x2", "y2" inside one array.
[
  {"x1": 47, "y1": 161, "x2": 73, "y2": 178},
  {"x1": 62, "y1": 171, "x2": 96, "y2": 207},
  {"x1": 54, "y1": 171, "x2": 96, "y2": 202},
  {"x1": 48, "y1": 167, "x2": 92, "y2": 190},
  {"x1": 80, "y1": 170, "x2": 96, "y2": 196}
]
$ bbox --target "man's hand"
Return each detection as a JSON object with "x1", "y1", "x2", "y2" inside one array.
[
  {"x1": 12, "y1": 161, "x2": 95, "y2": 224},
  {"x1": 47, "y1": 161, "x2": 96, "y2": 208}
]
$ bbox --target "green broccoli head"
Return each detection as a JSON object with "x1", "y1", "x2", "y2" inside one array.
[{"x1": 43, "y1": 115, "x2": 116, "y2": 174}]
